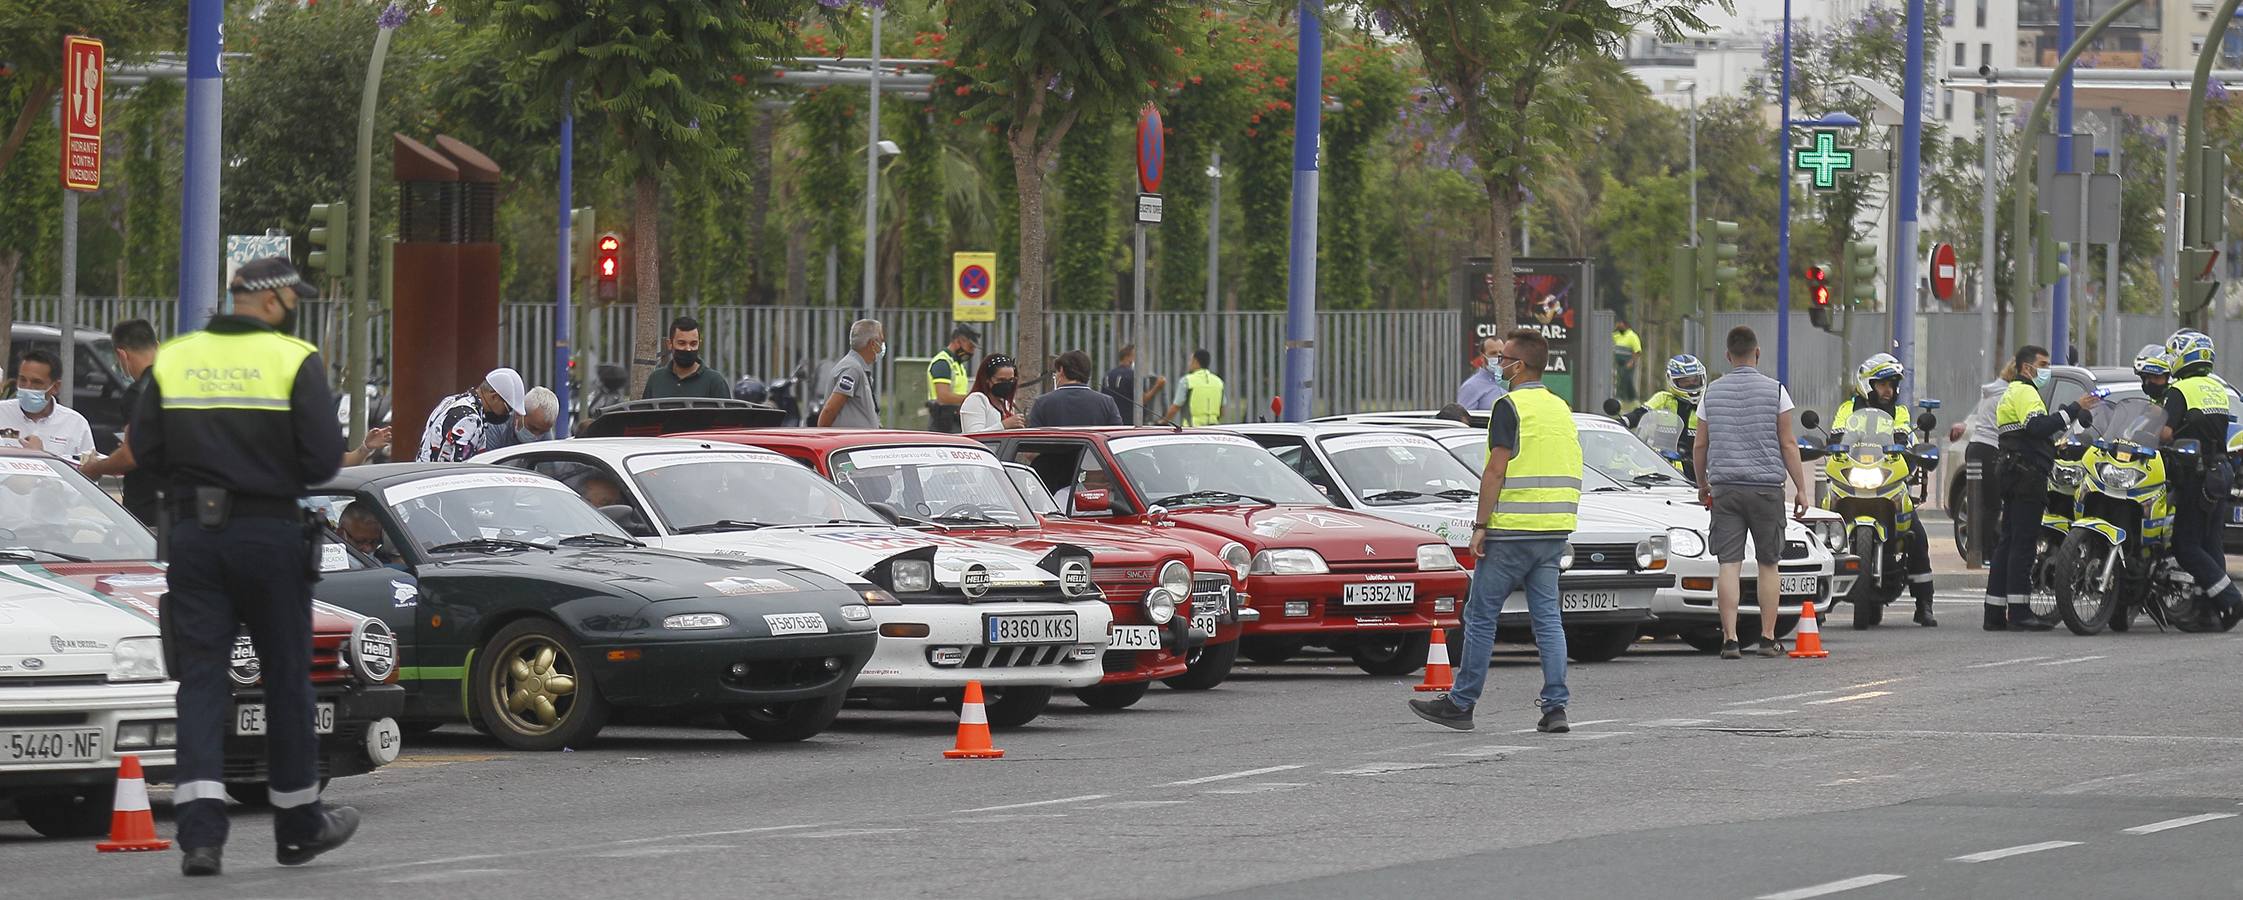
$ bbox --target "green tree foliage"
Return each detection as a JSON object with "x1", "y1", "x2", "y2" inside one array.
[
  {"x1": 1318, "y1": 40, "x2": 1408, "y2": 310},
  {"x1": 1053, "y1": 110, "x2": 1120, "y2": 311}
]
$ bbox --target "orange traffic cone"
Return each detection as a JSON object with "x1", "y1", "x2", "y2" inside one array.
[
  {"x1": 1415, "y1": 629, "x2": 1455, "y2": 692},
  {"x1": 943, "y1": 681, "x2": 1006, "y2": 759},
  {"x1": 95, "y1": 756, "x2": 171, "y2": 852},
  {"x1": 1789, "y1": 599, "x2": 1830, "y2": 659}
]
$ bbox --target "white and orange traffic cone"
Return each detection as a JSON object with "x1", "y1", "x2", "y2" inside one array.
[
  {"x1": 95, "y1": 756, "x2": 171, "y2": 852},
  {"x1": 1789, "y1": 599, "x2": 1830, "y2": 659},
  {"x1": 944, "y1": 680, "x2": 1006, "y2": 759},
  {"x1": 1415, "y1": 629, "x2": 1455, "y2": 692}
]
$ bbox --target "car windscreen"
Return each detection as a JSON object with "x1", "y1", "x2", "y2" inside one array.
[
  {"x1": 1314, "y1": 432, "x2": 1478, "y2": 505},
  {"x1": 1579, "y1": 425, "x2": 1688, "y2": 487},
  {"x1": 1109, "y1": 433, "x2": 1327, "y2": 506},
  {"x1": 0, "y1": 456, "x2": 155, "y2": 561},
  {"x1": 831, "y1": 446, "x2": 1034, "y2": 526},
  {"x1": 624, "y1": 452, "x2": 885, "y2": 531},
  {"x1": 380, "y1": 471, "x2": 623, "y2": 553}
]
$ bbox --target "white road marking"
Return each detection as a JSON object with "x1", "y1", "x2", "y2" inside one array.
[
  {"x1": 1203, "y1": 782, "x2": 1307, "y2": 795},
  {"x1": 789, "y1": 828, "x2": 916, "y2": 839},
  {"x1": 382, "y1": 869, "x2": 522, "y2": 884},
  {"x1": 2037, "y1": 655, "x2": 2107, "y2": 667},
  {"x1": 1442, "y1": 745, "x2": 1534, "y2": 758},
  {"x1": 613, "y1": 823, "x2": 828, "y2": 845},
  {"x1": 1629, "y1": 718, "x2": 1714, "y2": 727},
  {"x1": 1756, "y1": 874, "x2": 1906, "y2": 899},
  {"x1": 597, "y1": 844, "x2": 739, "y2": 857},
  {"x1": 1819, "y1": 729, "x2": 2243, "y2": 745},
  {"x1": 1087, "y1": 800, "x2": 1192, "y2": 810},
  {"x1": 1847, "y1": 678, "x2": 1908, "y2": 689},
  {"x1": 953, "y1": 794, "x2": 1108, "y2": 814},
  {"x1": 1166, "y1": 765, "x2": 1304, "y2": 786},
  {"x1": 1554, "y1": 731, "x2": 1632, "y2": 741},
  {"x1": 2122, "y1": 813, "x2": 2238, "y2": 834},
  {"x1": 1951, "y1": 840, "x2": 2082, "y2": 862},
  {"x1": 1509, "y1": 719, "x2": 1616, "y2": 733},
  {"x1": 1966, "y1": 656, "x2": 2052, "y2": 669},
  {"x1": 1728, "y1": 690, "x2": 1835, "y2": 706},
  {"x1": 1804, "y1": 691, "x2": 1892, "y2": 705},
  {"x1": 1716, "y1": 708, "x2": 1798, "y2": 717},
  {"x1": 1327, "y1": 761, "x2": 1444, "y2": 776}
]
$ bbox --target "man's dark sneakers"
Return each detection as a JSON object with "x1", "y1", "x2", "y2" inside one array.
[
  {"x1": 1719, "y1": 640, "x2": 1742, "y2": 660},
  {"x1": 1408, "y1": 695, "x2": 1475, "y2": 731},
  {"x1": 277, "y1": 807, "x2": 360, "y2": 867},
  {"x1": 2006, "y1": 605, "x2": 2053, "y2": 631},
  {"x1": 1982, "y1": 604, "x2": 2008, "y2": 631},
  {"x1": 1756, "y1": 637, "x2": 1788, "y2": 658},
  {"x1": 1537, "y1": 706, "x2": 1569, "y2": 733},
  {"x1": 1913, "y1": 600, "x2": 1938, "y2": 627},
  {"x1": 180, "y1": 847, "x2": 222, "y2": 877}
]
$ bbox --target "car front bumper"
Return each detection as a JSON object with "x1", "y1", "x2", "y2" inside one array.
[
  {"x1": 221, "y1": 682, "x2": 405, "y2": 784},
  {"x1": 1649, "y1": 556, "x2": 1833, "y2": 627},
  {"x1": 587, "y1": 631, "x2": 880, "y2": 707},
  {"x1": 1490, "y1": 572, "x2": 1662, "y2": 629},
  {"x1": 0, "y1": 681, "x2": 178, "y2": 792},
  {"x1": 854, "y1": 601, "x2": 1114, "y2": 691},
  {"x1": 1236, "y1": 571, "x2": 1468, "y2": 637}
]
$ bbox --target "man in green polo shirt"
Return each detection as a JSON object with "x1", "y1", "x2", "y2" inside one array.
[{"x1": 643, "y1": 315, "x2": 731, "y2": 399}]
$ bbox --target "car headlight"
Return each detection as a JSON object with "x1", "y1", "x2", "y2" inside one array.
[
  {"x1": 348, "y1": 618, "x2": 398, "y2": 684},
  {"x1": 1635, "y1": 535, "x2": 1668, "y2": 571},
  {"x1": 1415, "y1": 543, "x2": 1460, "y2": 571},
  {"x1": 1846, "y1": 466, "x2": 1884, "y2": 489},
  {"x1": 1218, "y1": 542, "x2": 1251, "y2": 583},
  {"x1": 663, "y1": 613, "x2": 732, "y2": 630},
  {"x1": 2097, "y1": 463, "x2": 2143, "y2": 490},
  {"x1": 1158, "y1": 560, "x2": 1192, "y2": 600},
  {"x1": 1814, "y1": 519, "x2": 1844, "y2": 551},
  {"x1": 1250, "y1": 548, "x2": 1329, "y2": 575},
  {"x1": 1060, "y1": 557, "x2": 1095, "y2": 597},
  {"x1": 1666, "y1": 527, "x2": 1707, "y2": 558},
  {"x1": 890, "y1": 559, "x2": 935, "y2": 593},
  {"x1": 1144, "y1": 587, "x2": 1178, "y2": 625},
  {"x1": 107, "y1": 636, "x2": 165, "y2": 684},
  {"x1": 839, "y1": 604, "x2": 872, "y2": 621}
]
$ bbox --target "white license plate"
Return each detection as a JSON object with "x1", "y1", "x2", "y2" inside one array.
[
  {"x1": 0, "y1": 728, "x2": 102, "y2": 765},
  {"x1": 763, "y1": 612, "x2": 829, "y2": 636},
  {"x1": 1560, "y1": 591, "x2": 1621, "y2": 612},
  {"x1": 987, "y1": 613, "x2": 1079, "y2": 645},
  {"x1": 1778, "y1": 574, "x2": 1820, "y2": 595},
  {"x1": 235, "y1": 703, "x2": 336, "y2": 736},
  {"x1": 1106, "y1": 625, "x2": 1163, "y2": 650},
  {"x1": 1342, "y1": 582, "x2": 1417, "y2": 605},
  {"x1": 1190, "y1": 612, "x2": 1220, "y2": 638}
]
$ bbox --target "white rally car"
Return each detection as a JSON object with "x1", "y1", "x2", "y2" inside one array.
[
  {"x1": 1221, "y1": 423, "x2": 1668, "y2": 663},
  {"x1": 480, "y1": 438, "x2": 1112, "y2": 727}
]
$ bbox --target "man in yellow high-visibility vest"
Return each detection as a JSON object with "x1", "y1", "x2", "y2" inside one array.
[
  {"x1": 1410, "y1": 327, "x2": 1579, "y2": 735},
  {"x1": 1164, "y1": 348, "x2": 1225, "y2": 426}
]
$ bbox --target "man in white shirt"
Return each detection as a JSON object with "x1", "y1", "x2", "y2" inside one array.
[{"x1": 0, "y1": 348, "x2": 97, "y2": 461}]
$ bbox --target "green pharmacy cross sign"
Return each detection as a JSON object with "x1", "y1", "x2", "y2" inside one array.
[{"x1": 1793, "y1": 130, "x2": 1856, "y2": 190}]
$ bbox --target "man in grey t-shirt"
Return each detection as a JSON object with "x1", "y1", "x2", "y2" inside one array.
[{"x1": 819, "y1": 319, "x2": 886, "y2": 429}]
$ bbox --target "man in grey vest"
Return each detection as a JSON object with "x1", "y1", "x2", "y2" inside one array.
[{"x1": 1692, "y1": 326, "x2": 1811, "y2": 659}]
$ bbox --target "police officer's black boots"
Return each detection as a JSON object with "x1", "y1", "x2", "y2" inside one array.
[
  {"x1": 2007, "y1": 603, "x2": 2053, "y2": 631},
  {"x1": 1912, "y1": 583, "x2": 1938, "y2": 627},
  {"x1": 1982, "y1": 602, "x2": 2008, "y2": 631},
  {"x1": 181, "y1": 846, "x2": 222, "y2": 877},
  {"x1": 277, "y1": 807, "x2": 361, "y2": 867}
]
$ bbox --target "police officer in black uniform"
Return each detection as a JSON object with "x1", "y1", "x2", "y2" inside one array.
[
  {"x1": 2158, "y1": 330, "x2": 2243, "y2": 631},
  {"x1": 130, "y1": 258, "x2": 358, "y2": 876}
]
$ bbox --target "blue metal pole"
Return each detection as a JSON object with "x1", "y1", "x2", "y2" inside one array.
[
  {"x1": 555, "y1": 94, "x2": 575, "y2": 437},
  {"x1": 2052, "y1": 0, "x2": 2076, "y2": 364},
  {"x1": 178, "y1": 0, "x2": 223, "y2": 330},
  {"x1": 1776, "y1": 0, "x2": 1792, "y2": 383},
  {"x1": 1895, "y1": 0, "x2": 1925, "y2": 407},
  {"x1": 1280, "y1": 0, "x2": 1321, "y2": 422}
]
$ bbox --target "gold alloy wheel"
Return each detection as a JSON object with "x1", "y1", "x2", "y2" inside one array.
[{"x1": 494, "y1": 635, "x2": 579, "y2": 735}]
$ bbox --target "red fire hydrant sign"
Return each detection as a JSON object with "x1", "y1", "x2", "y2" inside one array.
[{"x1": 61, "y1": 35, "x2": 104, "y2": 192}]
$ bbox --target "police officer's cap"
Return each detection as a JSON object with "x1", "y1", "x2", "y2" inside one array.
[
  {"x1": 949, "y1": 324, "x2": 981, "y2": 342},
  {"x1": 230, "y1": 257, "x2": 321, "y2": 300}
]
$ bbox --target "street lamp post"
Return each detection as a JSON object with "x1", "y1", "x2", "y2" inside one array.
[
  {"x1": 1777, "y1": 0, "x2": 1792, "y2": 383},
  {"x1": 1676, "y1": 79, "x2": 1698, "y2": 247},
  {"x1": 860, "y1": 4, "x2": 882, "y2": 314}
]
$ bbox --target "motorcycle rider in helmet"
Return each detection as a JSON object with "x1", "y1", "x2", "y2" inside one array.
[
  {"x1": 2157, "y1": 331, "x2": 2242, "y2": 631},
  {"x1": 1624, "y1": 354, "x2": 1705, "y2": 478},
  {"x1": 1830, "y1": 353, "x2": 1938, "y2": 627}
]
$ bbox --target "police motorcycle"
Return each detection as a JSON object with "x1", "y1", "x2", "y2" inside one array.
[
  {"x1": 1798, "y1": 402, "x2": 1940, "y2": 626},
  {"x1": 1631, "y1": 407, "x2": 1691, "y2": 477},
  {"x1": 2049, "y1": 397, "x2": 2201, "y2": 635},
  {"x1": 2018, "y1": 433, "x2": 2094, "y2": 623}
]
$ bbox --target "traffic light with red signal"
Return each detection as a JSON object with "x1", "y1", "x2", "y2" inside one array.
[
  {"x1": 1806, "y1": 263, "x2": 1834, "y2": 331},
  {"x1": 596, "y1": 232, "x2": 621, "y2": 302}
]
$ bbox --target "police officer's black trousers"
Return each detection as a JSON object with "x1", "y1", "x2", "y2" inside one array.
[
  {"x1": 1965, "y1": 442, "x2": 2003, "y2": 566},
  {"x1": 1987, "y1": 472, "x2": 2046, "y2": 605},
  {"x1": 1901, "y1": 522, "x2": 1934, "y2": 601},
  {"x1": 167, "y1": 516, "x2": 325, "y2": 850},
  {"x1": 2172, "y1": 467, "x2": 2241, "y2": 610}
]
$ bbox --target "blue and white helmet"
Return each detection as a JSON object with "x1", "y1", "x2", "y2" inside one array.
[
  {"x1": 2133, "y1": 344, "x2": 2176, "y2": 378},
  {"x1": 1853, "y1": 353, "x2": 1904, "y2": 398},
  {"x1": 1665, "y1": 355, "x2": 1707, "y2": 401},
  {"x1": 2167, "y1": 329, "x2": 2216, "y2": 371}
]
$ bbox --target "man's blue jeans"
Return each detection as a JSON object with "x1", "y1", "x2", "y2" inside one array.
[{"x1": 1448, "y1": 536, "x2": 1569, "y2": 712}]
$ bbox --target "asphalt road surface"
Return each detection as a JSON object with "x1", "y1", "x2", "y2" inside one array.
[{"x1": 10, "y1": 607, "x2": 2243, "y2": 900}]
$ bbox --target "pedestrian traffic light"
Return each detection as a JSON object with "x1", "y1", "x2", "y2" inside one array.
[
  {"x1": 570, "y1": 207, "x2": 597, "y2": 280},
  {"x1": 1670, "y1": 245, "x2": 1700, "y2": 319},
  {"x1": 1806, "y1": 264, "x2": 1833, "y2": 331},
  {"x1": 596, "y1": 232, "x2": 621, "y2": 302},
  {"x1": 1840, "y1": 241, "x2": 1878, "y2": 306},
  {"x1": 2034, "y1": 210, "x2": 2068, "y2": 287},
  {"x1": 1697, "y1": 219, "x2": 1740, "y2": 287},
  {"x1": 306, "y1": 201, "x2": 350, "y2": 282},
  {"x1": 2180, "y1": 246, "x2": 2220, "y2": 314}
]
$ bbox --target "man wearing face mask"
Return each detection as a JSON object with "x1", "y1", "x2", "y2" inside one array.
[
  {"x1": 925, "y1": 324, "x2": 978, "y2": 433},
  {"x1": 1987, "y1": 344, "x2": 2099, "y2": 631},
  {"x1": 1456, "y1": 336, "x2": 1508, "y2": 411},
  {"x1": 474, "y1": 386, "x2": 559, "y2": 454},
  {"x1": 128, "y1": 256, "x2": 361, "y2": 875},
  {"x1": 820, "y1": 319, "x2": 886, "y2": 429},
  {"x1": 416, "y1": 368, "x2": 525, "y2": 462},
  {"x1": 642, "y1": 316, "x2": 730, "y2": 399},
  {"x1": 0, "y1": 348, "x2": 98, "y2": 461}
]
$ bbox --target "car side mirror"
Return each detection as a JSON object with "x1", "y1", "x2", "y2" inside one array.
[
  {"x1": 1915, "y1": 412, "x2": 1937, "y2": 434},
  {"x1": 599, "y1": 504, "x2": 655, "y2": 538},
  {"x1": 1799, "y1": 410, "x2": 1821, "y2": 431},
  {"x1": 1601, "y1": 398, "x2": 1622, "y2": 416},
  {"x1": 1073, "y1": 488, "x2": 1112, "y2": 515},
  {"x1": 867, "y1": 501, "x2": 902, "y2": 525}
]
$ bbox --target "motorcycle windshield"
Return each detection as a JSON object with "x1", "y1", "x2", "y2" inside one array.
[
  {"x1": 1841, "y1": 408, "x2": 1898, "y2": 457},
  {"x1": 2092, "y1": 397, "x2": 2166, "y2": 451},
  {"x1": 1633, "y1": 408, "x2": 1685, "y2": 455}
]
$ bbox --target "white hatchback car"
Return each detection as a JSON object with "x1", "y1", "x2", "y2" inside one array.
[{"x1": 480, "y1": 438, "x2": 1113, "y2": 727}]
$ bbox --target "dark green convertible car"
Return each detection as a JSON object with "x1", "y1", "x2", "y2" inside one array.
[{"x1": 303, "y1": 464, "x2": 882, "y2": 750}]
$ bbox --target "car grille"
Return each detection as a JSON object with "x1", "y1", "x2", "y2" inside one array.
[
  {"x1": 1102, "y1": 650, "x2": 1141, "y2": 673},
  {"x1": 1783, "y1": 540, "x2": 1811, "y2": 560},
  {"x1": 1190, "y1": 575, "x2": 1232, "y2": 619},
  {"x1": 223, "y1": 719, "x2": 369, "y2": 783},
  {"x1": 961, "y1": 645, "x2": 1071, "y2": 668},
  {"x1": 725, "y1": 657, "x2": 845, "y2": 691},
  {"x1": 1568, "y1": 543, "x2": 1639, "y2": 572},
  {"x1": 1327, "y1": 560, "x2": 1414, "y2": 574}
]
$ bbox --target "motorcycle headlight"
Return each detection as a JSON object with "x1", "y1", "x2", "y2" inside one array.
[
  {"x1": 1250, "y1": 548, "x2": 1329, "y2": 575},
  {"x1": 1158, "y1": 560, "x2": 1192, "y2": 600},
  {"x1": 1143, "y1": 587, "x2": 1178, "y2": 625},
  {"x1": 1416, "y1": 543, "x2": 1460, "y2": 571},
  {"x1": 1636, "y1": 535, "x2": 1668, "y2": 571},
  {"x1": 890, "y1": 559, "x2": 935, "y2": 593},
  {"x1": 107, "y1": 636, "x2": 166, "y2": 684},
  {"x1": 1666, "y1": 527, "x2": 1707, "y2": 558},
  {"x1": 1846, "y1": 466, "x2": 1884, "y2": 489},
  {"x1": 2097, "y1": 464, "x2": 2144, "y2": 491},
  {"x1": 348, "y1": 617, "x2": 398, "y2": 684},
  {"x1": 1218, "y1": 542, "x2": 1251, "y2": 583}
]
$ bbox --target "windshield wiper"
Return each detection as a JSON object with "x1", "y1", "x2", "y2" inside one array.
[
  {"x1": 676, "y1": 519, "x2": 774, "y2": 534},
  {"x1": 1362, "y1": 489, "x2": 1438, "y2": 504},
  {"x1": 1152, "y1": 489, "x2": 1275, "y2": 508},
  {"x1": 424, "y1": 537, "x2": 553, "y2": 554},
  {"x1": 1631, "y1": 472, "x2": 1682, "y2": 486},
  {"x1": 557, "y1": 532, "x2": 644, "y2": 548},
  {"x1": 0, "y1": 547, "x2": 91, "y2": 563},
  {"x1": 1435, "y1": 488, "x2": 1478, "y2": 501},
  {"x1": 933, "y1": 510, "x2": 1016, "y2": 530}
]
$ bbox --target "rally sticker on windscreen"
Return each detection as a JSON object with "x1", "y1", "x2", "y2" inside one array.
[
  {"x1": 1109, "y1": 432, "x2": 1263, "y2": 453},
  {"x1": 382, "y1": 471, "x2": 575, "y2": 505},
  {"x1": 625, "y1": 451, "x2": 789, "y2": 474},
  {"x1": 1319, "y1": 432, "x2": 1444, "y2": 455},
  {"x1": 708, "y1": 576, "x2": 797, "y2": 596},
  {"x1": 0, "y1": 458, "x2": 62, "y2": 478},
  {"x1": 837, "y1": 446, "x2": 1001, "y2": 470}
]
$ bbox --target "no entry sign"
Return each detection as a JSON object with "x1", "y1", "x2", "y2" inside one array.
[
  {"x1": 61, "y1": 36, "x2": 104, "y2": 191},
  {"x1": 1929, "y1": 242, "x2": 1958, "y2": 301}
]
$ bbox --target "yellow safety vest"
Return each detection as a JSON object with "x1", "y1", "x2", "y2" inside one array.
[
  {"x1": 1994, "y1": 379, "x2": 2045, "y2": 437},
  {"x1": 1644, "y1": 390, "x2": 1700, "y2": 429},
  {"x1": 154, "y1": 329, "x2": 316, "y2": 411},
  {"x1": 1487, "y1": 385, "x2": 1582, "y2": 533},
  {"x1": 2174, "y1": 373, "x2": 2227, "y2": 413},
  {"x1": 1184, "y1": 369, "x2": 1224, "y2": 426},
  {"x1": 926, "y1": 349, "x2": 970, "y2": 401}
]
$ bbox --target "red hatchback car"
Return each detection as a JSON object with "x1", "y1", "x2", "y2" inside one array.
[
  {"x1": 980, "y1": 428, "x2": 1470, "y2": 675},
  {"x1": 679, "y1": 430, "x2": 1252, "y2": 708}
]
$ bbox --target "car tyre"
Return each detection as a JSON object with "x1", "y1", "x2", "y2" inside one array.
[
  {"x1": 1564, "y1": 625, "x2": 1638, "y2": 663},
  {"x1": 1163, "y1": 638, "x2": 1239, "y2": 691},
  {"x1": 1074, "y1": 681, "x2": 1152, "y2": 710},
  {"x1": 723, "y1": 692, "x2": 846, "y2": 742},
  {"x1": 1240, "y1": 636, "x2": 1306, "y2": 665},
  {"x1": 17, "y1": 789, "x2": 112, "y2": 838},
  {"x1": 471, "y1": 618, "x2": 610, "y2": 751},
  {"x1": 983, "y1": 686, "x2": 1055, "y2": 728},
  {"x1": 1349, "y1": 631, "x2": 1431, "y2": 676}
]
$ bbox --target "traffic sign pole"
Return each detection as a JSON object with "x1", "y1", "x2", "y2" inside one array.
[
  {"x1": 1776, "y1": 0, "x2": 1792, "y2": 384},
  {"x1": 1896, "y1": 0, "x2": 1925, "y2": 406},
  {"x1": 1282, "y1": 0, "x2": 1322, "y2": 422},
  {"x1": 1135, "y1": 103, "x2": 1165, "y2": 379},
  {"x1": 180, "y1": 0, "x2": 223, "y2": 332}
]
